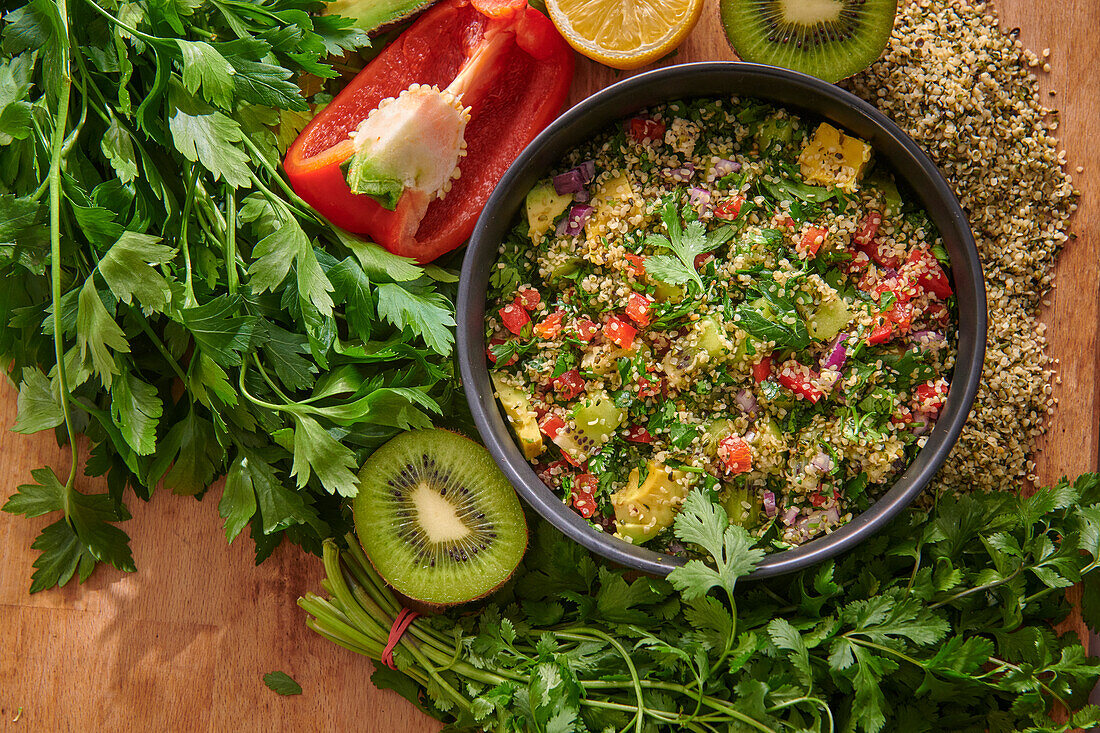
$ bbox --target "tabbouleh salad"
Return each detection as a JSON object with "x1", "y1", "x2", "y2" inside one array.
[{"x1": 486, "y1": 97, "x2": 957, "y2": 554}]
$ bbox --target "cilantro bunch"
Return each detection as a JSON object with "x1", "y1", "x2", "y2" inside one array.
[
  {"x1": 303, "y1": 475, "x2": 1100, "y2": 732},
  {"x1": 0, "y1": 0, "x2": 462, "y2": 591}
]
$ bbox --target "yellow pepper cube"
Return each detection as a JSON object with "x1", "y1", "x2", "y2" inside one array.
[{"x1": 798, "y1": 123, "x2": 873, "y2": 192}]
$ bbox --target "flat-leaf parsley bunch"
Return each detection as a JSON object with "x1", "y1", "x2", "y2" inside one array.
[
  {"x1": 0, "y1": 0, "x2": 462, "y2": 591},
  {"x1": 304, "y1": 475, "x2": 1100, "y2": 732}
]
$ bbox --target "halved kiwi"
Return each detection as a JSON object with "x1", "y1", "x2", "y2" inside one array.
[
  {"x1": 721, "y1": 0, "x2": 898, "y2": 83},
  {"x1": 352, "y1": 429, "x2": 527, "y2": 605}
]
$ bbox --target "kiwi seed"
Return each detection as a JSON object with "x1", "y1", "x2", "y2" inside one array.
[
  {"x1": 721, "y1": 0, "x2": 899, "y2": 84},
  {"x1": 352, "y1": 429, "x2": 527, "y2": 605}
]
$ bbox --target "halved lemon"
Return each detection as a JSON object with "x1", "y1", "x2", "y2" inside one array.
[{"x1": 545, "y1": 0, "x2": 705, "y2": 70}]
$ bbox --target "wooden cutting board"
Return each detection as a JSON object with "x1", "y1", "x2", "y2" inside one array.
[{"x1": 1, "y1": 1, "x2": 1097, "y2": 730}]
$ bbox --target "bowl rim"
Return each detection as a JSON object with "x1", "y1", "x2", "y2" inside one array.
[{"x1": 457, "y1": 61, "x2": 987, "y2": 579}]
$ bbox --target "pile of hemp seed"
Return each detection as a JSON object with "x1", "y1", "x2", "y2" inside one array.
[{"x1": 842, "y1": 0, "x2": 1079, "y2": 492}]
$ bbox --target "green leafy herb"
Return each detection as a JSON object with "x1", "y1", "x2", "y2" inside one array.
[
  {"x1": 263, "y1": 671, "x2": 302, "y2": 696},
  {"x1": 644, "y1": 198, "x2": 735, "y2": 291},
  {"x1": 302, "y1": 474, "x2": 1100, "y2": 733}
]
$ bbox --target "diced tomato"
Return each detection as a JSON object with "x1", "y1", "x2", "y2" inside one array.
[
  {"x1": 516, "y1": 288, "x2": 540, "y2": 310},
  {"x1": 533, "y1": 310, "x2": 564, "y2": 339},
  {"x1": 625, "y1": 253, "x2": 646, "y2": 278},
  {"x1": 623, "y1": 425, "x2": 654, "y2": 443},
  {"x1": 886, "y1": 301, "x2": 913, "y2": 333},
  {"x1": 693, "y1": 253, "x2": 714, "y2": 270},
  {"x1": 799, "y1": 226, "x2": 829, "y2": 257},
  {"x1": 552, "y1": 369, "x2": 585, "y2": 401},
  {"x1": 717, "y1": 435, "x2": 753, "y2": 474},
  {"x1": 853, "y1": 212, "x2": 882, "y2": 248},
  {"x1": 873, "y1": 272, "x2": 913, "y2": 303},
  {"x1": 487, "y1": 337, "x2": 517, "y2": 366},
  {"x1": 846, "y1": 250, "x2": 872, "y2": 275},
  {"x1": 637, "y1": 375, "x2": 662, "y2": 399},
  {"x1": 777, "y1": 363, "x2": 823, "y2": 403},
  {"x1": 860, "y1": 239, "x2": 904, "y2": 269},
  {"x1": 809, "y1": 492, "x2": 827, "y2": 508},
  {"x1": 628, "y1": 117, "x2": 665, "y2": 144},
  {"x1": 904, "y1": 248, "x2": 953, "y2": 299},
  {"x1": 714, "y1": 195, "x2": 745, "y2": 221},
  {"x1": 914, "y1": 379, "x2": 948, "y2": 418},
  {"x1": 572, "y1": 473, "x2": 597, "y2": 518},
  {"x1": 776, "y1": 215, "x2": 796, "y2": 229},
  {"x1": 539, "y1": 414, "x2": 565, "y2": 439},
  {"x1": 573, "y1": 317, "x2": 599, "y2": 342},
  {"x1": 625, "y1": 292, "x2": 654, "y2": 328},
  {"x1": 867, "y1": 320, "x2": 893, "y2": 345},
  {"x1": 753, "y1": 354, "x2": 772, "y2": 383},
  {"x1": 604, "y1": 315, "x2": 636, "y2": 348},
  {"x1": 499, "y1": 301, "x2": 530, "y2": 336}
]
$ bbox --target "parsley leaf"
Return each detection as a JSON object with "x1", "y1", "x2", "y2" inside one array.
[{"x1": 376, "y1": 282, "x2": 456, "y2": 357}]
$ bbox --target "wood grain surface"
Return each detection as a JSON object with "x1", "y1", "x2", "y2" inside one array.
[{"x1": 1, "y1": 1, "x2": 1097, "y2": 730}]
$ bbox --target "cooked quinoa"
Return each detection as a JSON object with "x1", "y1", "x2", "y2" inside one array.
[
  {"x1": 843, "y1": 0, "x2": 1078, "y2": 492},
  {"x1": 486, "y1": 99, "x2": 958, "y2": 553}
]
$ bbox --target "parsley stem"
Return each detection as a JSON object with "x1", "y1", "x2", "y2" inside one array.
[
  {"x1": 48, "y1": 0, "x2": 78, "y2": 492},
  {"x1": 129, "y1": 307, "x2": 188, "y2": 385},
  {"x1": 927, "y1": 562, "x2": 1023, "y2": 609},
  {"x1": 179, "y1": 164, "x2": 199, "y2": 307},
  {"x1": 251, "y1": 354, "x2": 295, "y2": 406},
  {"x1": 226, "y1": 189, "x2": 238, "y2": 294},
  {"x1": 81, "y1": 0, "x2": 167, "y2": 46}
]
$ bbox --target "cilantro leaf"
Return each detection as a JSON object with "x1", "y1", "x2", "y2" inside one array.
[
  {"x1": 643, "y1": 199, "x2": 735, "y2": 291},
  {"x1": 262, "y1": 671, "x2": 302, "y2": 696},
  {"x1": 667, "y1": 489, "x2": 764, "y2": 600}
]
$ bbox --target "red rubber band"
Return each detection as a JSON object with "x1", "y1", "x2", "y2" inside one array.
[{"x1": 381, "y1": 608, "x2": 421, "y2": 670}]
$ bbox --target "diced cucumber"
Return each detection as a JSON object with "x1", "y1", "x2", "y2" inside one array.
[
  {"x1": 755, "y1": 116, "x2": 793, "y2": 151},
  {"x1": 692, "y1": 317, "x2": 733, "y2": 360},
  {"x1": 701, "y1": 418, "x2": 736, "y2": 458},
  {"x1": 809, "y1": 298, "x2": 852, "y2": 341},
  {"x1": 722, "y1": 486, "x2": 761, "y2": 529},
  {"x1": 572, "y1": 391, "x2": 626, "y2": 446}
]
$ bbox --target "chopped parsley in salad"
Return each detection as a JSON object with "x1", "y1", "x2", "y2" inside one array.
[{"x1": 486, "y1": 97, "x2": 957, "y2": 554}]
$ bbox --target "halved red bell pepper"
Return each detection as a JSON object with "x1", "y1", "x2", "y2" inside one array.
[{"x1": 284, "y1": 0, "x2": 573, "y2": 262}]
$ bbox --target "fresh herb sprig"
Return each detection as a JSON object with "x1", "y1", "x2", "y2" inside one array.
[
  {"x1": 0, "y1": 1, "x2": 461, "y2": 591},
  {"x1": 644, "y1": 197, "x2": 735, "y2": 292},
  {"x1": 303, "y1": 475, "x2": 1100, "y2": 732}
]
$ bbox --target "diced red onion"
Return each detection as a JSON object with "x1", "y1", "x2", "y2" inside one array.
[
  {"x1": 782, "y1": 507, "x2": 799, "y2": 525},
  {"x1": 577, "y1": 160, "x2": 596, "y2": 184},
  {"x1": 744, "y1": 430, "x2": 757, "y2": 443},
  {"x1": 822, "y1": 333, "x2": 849, "y2": 371},
  {"x1": 556, "y1": 204, "x2": 593, "y2": 237},
  {"x1": 665, "y1": 165, "x2": 695, "y2": 183},
  {"x1": 911, "y1": 413, "x2": 932, "y2": 436},
  {"x1": 713, "y1": 158, "x2": 741, "y2": 178},
  {"x1": 762, "y1": 490, "x2": 777, "y2": 517},
  {"x1": 688, "y1": 187, "x2": 711, "y2": 207},
  {"x1": 810, "y1": 451, "x2": 834, "y2": 474},
  {"x1": 883, "y1": 266, "x2": 899, "y2": 279},
  {"x1": 909, "y1": 330, "x2": 947, "y2": 350},
  {"x1": 735, "y1": 389, "x2": 758, "y2": 414},
  {"x1": 574, "y1": 189, "x2": 591, "y2": 203},
  {"x1": 552, "y1": 169, "x2": 585, "y2": 195},
  {"x1": 824, "y1": 506, "x2": 841, "y2": 524}
]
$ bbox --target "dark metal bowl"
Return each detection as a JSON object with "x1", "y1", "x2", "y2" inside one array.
[{"x1": 457, "y1": 63, "x2": 987, "y2": 578}]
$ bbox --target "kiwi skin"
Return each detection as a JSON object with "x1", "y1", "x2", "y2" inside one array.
[
  {"x1": 352, "y1": 429, "x2": 528, "y2": 606},
  {"x1": 721, "y1": 0, "x2": 899, "y2": 84}
]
